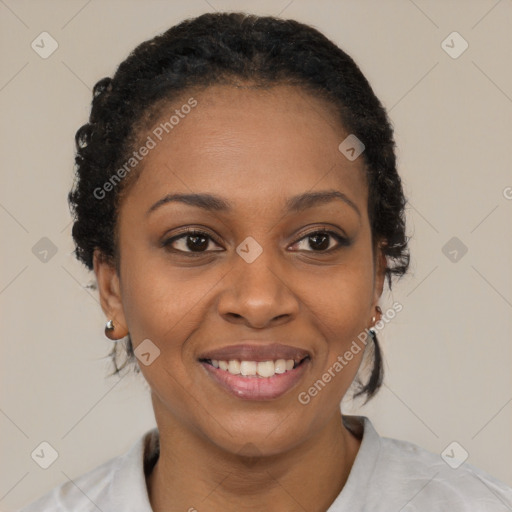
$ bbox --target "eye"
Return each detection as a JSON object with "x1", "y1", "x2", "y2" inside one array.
[
  {"x1": 291, "y1": 229, "x2": 350, "y2": 253},
  {"x1": 162, "y1": 229, "x2": 222, "y2": 254},
  {"x1": 162, "y1": 227, "x2": 350, "y2": 256}
]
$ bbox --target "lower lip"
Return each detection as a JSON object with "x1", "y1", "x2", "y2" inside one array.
[{"x1": 200, "y1": 359, "x2": 310, "y2": 401}]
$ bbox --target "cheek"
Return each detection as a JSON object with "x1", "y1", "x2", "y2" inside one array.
[
  {"x1": 305, "y1": 249, "x2": 374, "y2": 371},
  {"x1": 309, "y1": 251, "x2": 374, "y2": 326},
  {"x1": 118, "y1": 245, "x2": 227, "y2": 379},
  {"x1": 118, "y1": 261, "x2": 207, "y2": 403},
  {"x1": 120, "y1": 263, "x2": 209, "y2": 344}
]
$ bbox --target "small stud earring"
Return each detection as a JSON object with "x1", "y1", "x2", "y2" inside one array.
[
  {"x1": 104, "y1": 319, "x2": 119, "y2": 340},
  {"x1": 104, "y1": 319, "x2": 125, "y2": 342},
  {"x1": 371, "y1": 305, "x2": 383, "y2": 327}
]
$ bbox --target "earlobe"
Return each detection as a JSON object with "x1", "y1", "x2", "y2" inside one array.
[{"x1": 92, "y1": 249, "x2": 129, "y2": 339}]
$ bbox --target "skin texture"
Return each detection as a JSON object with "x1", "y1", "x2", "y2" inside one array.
[{"x1": 94, "y1": 84, "x2": 386, "y2": 512}]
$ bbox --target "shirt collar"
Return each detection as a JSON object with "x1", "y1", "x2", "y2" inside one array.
[
  {"x1": 107, "y1": 426, "x2": 159, "y2": 511},
  {"x1": 327, "y1": 415, "x2": 382, "y2": 510}
]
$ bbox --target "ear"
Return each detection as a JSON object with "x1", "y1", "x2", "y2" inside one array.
[
  {"x1": 371, "y1": 241, "x2": 387, "y2": 316},
  {"x1": 93, "y1": 249, "x2": 128, "y2": 339}
]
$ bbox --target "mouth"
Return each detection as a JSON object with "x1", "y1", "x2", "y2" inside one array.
[
  {"x1": 197, "y1": 342, "x2": 312, "y2": 365},
  {"x1": 199, "y1": 355, "x2": 310, "y2": 378},
  {"x1": 197, "y1": 343, "x2": 312, "y2": 400}
]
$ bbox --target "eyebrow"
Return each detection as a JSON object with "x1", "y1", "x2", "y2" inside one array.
[{"x1": 146, "y1": 189, "x2": 361, "y2": 218}]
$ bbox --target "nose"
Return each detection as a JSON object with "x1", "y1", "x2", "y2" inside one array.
[{"x1": 216, "y1": 246, "x2": 299, "y2": 329}]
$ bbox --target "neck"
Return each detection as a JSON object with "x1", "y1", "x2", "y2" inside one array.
[{"x1": 147, "y1": 409, "x2": 362, "y2": 512}]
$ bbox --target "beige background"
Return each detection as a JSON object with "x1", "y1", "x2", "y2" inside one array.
[{"x1": 1, "y1": 0, "x2": 511, "y2": 510}]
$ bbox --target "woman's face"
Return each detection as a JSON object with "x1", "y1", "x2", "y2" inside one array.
[{"x1": 95, "y1": 84, "x2": 386, "y2": 455}]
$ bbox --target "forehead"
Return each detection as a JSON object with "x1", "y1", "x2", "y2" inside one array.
[{"x1": 123, "y1": 84, "x2": 368, "y2": 215}]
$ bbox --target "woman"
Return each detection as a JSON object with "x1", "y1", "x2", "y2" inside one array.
[{"x1": 20, "y1": 11, "x2": 512, "y2": 512}]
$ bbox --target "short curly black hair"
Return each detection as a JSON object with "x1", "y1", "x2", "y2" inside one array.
[{"x1": 68, "y1": 11, "x2": 410, "y2": 404}]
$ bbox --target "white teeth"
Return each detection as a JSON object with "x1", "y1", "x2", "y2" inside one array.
[
  {"x1": 211, "y1": 358, "x2": 300, "y2": 378},
  {"x1": 240, "y1": 361, "x2": 257, "y2": 376},
  {"x1": 257, "y1": 361, "x2": 275, "y2": 378},
  {"x1": 274, "y1": 359, "x2": 287, "y2": 374},
  {"x1": 228, "y1": 360, "x2": 241, "y2": 375}
]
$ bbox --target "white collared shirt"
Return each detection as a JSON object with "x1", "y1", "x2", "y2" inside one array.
[{"x1": 18, "y1": 415, "x2": 512, "y2": 511}]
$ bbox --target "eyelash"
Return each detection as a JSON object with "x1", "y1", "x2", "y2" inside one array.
[{"x1": 161, "y1": 227, "x2": 350, "y2": 256}]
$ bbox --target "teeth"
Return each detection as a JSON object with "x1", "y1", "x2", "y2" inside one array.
[
  {"x1": 228, "y1": 360, "x2": 241, "y2": 375},
  {"x1": 257, "y1": 361, "x2": 275, "y2": 378},
  {"x1": 210, "y1": 358, "x2": 300, "y2": 378},
  {"x1": 274, "y1": 359, "x2": 287, "y2": 374},
  {"x1": 240, "y1": 361, "x2": 257, "y2": 376}
]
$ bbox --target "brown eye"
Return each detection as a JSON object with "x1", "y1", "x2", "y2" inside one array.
[
  {"x1": 162, "y1": 230, "x2": 222, "y2": 254},
  {"x1": 292, "y1": 230, "x2": 349, "y2": 253}
]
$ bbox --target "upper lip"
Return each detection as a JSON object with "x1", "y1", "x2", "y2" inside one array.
[{"x1": 198, "y1": 343, "x2": 312, "y2": 363}]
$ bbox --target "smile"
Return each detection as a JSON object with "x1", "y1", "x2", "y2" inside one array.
[{"x1": 199, "y1": 356, "x2": 311, "y2": 400}]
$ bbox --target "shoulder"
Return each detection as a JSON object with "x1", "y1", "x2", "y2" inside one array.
[
  {"x1": 337, "y1": 416, "x2": 512, "y2": 511},
  {"x1": 17, "y1": 456, "x2": 117, "y2": 512},
  {"x1": 19, "y1": 457, "x2": 119, "y2": 512},
  {"x1": 16, "y1": 428, "x2": 157, "y2": 512},
  {"x1": 375, "y1": 433, "x2": 512, "y2": 511}
]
